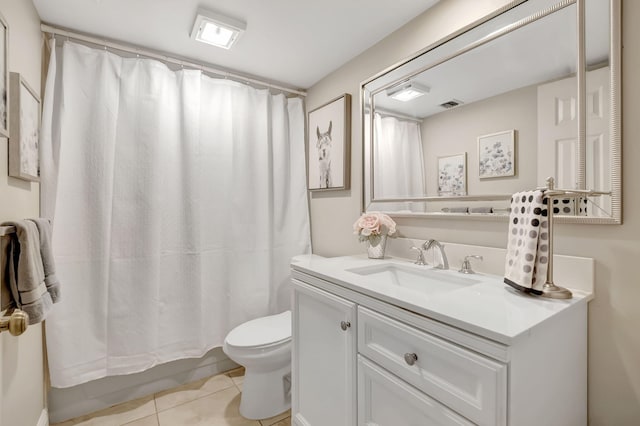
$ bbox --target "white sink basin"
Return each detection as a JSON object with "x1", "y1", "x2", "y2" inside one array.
[{"x1": 346, "y1": 263, "x2": 480, "y2": 295}]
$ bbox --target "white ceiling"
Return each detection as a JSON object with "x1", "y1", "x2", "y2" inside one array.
[{"x1": 32, "y1": 0, "x2": 439, "y2": 90}]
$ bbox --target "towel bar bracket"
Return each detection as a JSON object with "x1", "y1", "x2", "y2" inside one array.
[{"x1": 0, "y1": 309, "x2": 29, "y2": 336}]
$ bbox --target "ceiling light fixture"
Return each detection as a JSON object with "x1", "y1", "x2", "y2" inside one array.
[
  {"x1": 191, "y1": 9, "x2": 246, "y2": 50},
  {"x1": 387, "y1": 81, "x2": 430, "y2": 102}
]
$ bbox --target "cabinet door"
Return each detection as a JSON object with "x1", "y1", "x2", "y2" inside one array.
[
  {"x1": 292, "y1": 279, "x2": 357, "y2": 426},
  {"x1": 358, "y1": 356, "x2": 474, "y2": 426}
]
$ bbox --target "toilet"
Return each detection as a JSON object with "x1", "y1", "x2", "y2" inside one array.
[{"x1": 223, "y1": 310, "x2": 292, "y2": 420}]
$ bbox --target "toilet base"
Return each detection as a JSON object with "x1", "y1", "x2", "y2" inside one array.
[{"x1": 239, "y1": 365, "x2": 291, "y2": 420}]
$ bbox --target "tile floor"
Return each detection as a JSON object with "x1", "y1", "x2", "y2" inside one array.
[{"x1": 52, "y1": 367, "x2": 291, "y2": 426}]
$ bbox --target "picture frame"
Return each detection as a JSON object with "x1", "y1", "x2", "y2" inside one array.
[
  {"x1": 478, "y1": 129, "x2": 516, "y2": 179},
  {"x1": 438, "y1": 153, "x2": 467, "y2": 195},
  {"x1": 9, "y1": 72, "x2": 41, "y2": 182},
  {"x1": 0, "y1": 13, "x2": 9, "y2": 138},
  {"x1": 307, "y1": 93, "x2": 351, "y2": 191}
]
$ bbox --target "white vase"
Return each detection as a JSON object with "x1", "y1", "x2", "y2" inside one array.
[{"x1": 366, "y1": 234, "x2": 388, "y2": 259}]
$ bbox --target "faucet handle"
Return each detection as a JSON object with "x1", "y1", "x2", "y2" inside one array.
[
  {"x1": 459, "y1": 255, "x2": 483, "y2": 274},
  {"x1": 411, "y1": 246, "x2": 427, "y2": 266},
  {"x1": 421, "y1": 239, "x2": 434, "y2": 250}
]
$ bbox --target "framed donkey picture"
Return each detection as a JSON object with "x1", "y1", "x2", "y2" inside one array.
[{"x1": 307, "y1": 93, "x2": 351, "y2": 191}]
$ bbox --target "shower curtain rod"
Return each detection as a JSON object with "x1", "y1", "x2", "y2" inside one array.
[
  {"x1": 40, "y1": 23, "x2": 307, "y2": 97},
  {"x1": 364, "y1": 106, "x2": 423, "y2": 123}
]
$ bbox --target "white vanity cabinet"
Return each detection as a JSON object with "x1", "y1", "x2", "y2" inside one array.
[
  {"x1": 357, "y1": 306, "x2": 507, "y2": 426},
  {"x1": 292, "y1": 280, "x2": 357, "y2": 426},
  {"x1": 291, "y1": 256, "x2": 589, "y2": 426},
  {"x1": 357, "y1": 356, "x2": 474, "y2": 426}
]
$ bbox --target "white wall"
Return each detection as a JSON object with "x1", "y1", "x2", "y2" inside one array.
[
  {"x1": 307, "y1": 0, "x2": 640, "y2": 424},
  {"x1": 0, "y1": 0, "x2": 44, "y2": 425}
]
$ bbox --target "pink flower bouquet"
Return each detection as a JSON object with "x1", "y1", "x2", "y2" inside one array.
[{"x1": 353, "y1": 212, "x2": 397, "y2": 246}]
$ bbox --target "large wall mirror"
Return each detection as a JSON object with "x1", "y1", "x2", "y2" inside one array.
[{"x1": 361, "y1": 0, "x2": 621, "y2": 224}]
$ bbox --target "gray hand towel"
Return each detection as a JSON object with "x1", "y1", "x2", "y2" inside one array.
[
  {"x1": 28, "y1": 218, "x2": 61, "y2": 303},
  {"x1": 2, "y1": 220, "x2": 53, "y2": 324}
]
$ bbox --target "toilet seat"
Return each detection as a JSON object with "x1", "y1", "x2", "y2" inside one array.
[{"x1": 225, "y1": 311, "x2": 291, "y2": 349}]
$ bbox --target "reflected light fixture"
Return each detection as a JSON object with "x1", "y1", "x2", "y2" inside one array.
[
  {"x1": 387, "y1": 81, "x2": 430, "y2": 102},
  {"x1": 191, "y1": 9, "x2": 246, "y2": 50}
]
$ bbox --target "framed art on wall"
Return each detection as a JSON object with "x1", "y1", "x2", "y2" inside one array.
[
  {"x1": 307, "y1": 93, "x2": 351, "y2": 191},
  {"x1": 9, "y1": 72, "x2": 41, "y2": 182},
  {"x1": 0, "y1": 13, "x2": 9, "y2": 138},
  {"x1": 478, "y1": 129, "x2": 516, "y2": 179},
  {"x1": 438, "y1": 153, "x2": 467, "y2": 195}
]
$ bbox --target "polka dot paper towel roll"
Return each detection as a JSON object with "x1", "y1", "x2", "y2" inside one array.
[{"x1": 504, "y1": 190, "x2": 549, "y2": 295}]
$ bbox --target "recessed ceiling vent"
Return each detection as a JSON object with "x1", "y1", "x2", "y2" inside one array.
[{"x1": 439, "y1": 99, "x2": 464, "y2": 109}]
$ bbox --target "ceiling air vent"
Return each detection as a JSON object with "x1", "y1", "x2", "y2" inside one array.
[{"x1": 439, "y1": 99, "x2": 464, "y2": 109}]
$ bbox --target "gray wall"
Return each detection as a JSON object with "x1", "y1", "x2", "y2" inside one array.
[{"x1": 306, "y1": 0, "x2": 640, "y2": 424}]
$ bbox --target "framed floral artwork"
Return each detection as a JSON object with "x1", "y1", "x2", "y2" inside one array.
[
  {"x1": 437, "y1": 153, "x2": 466, "y2": 195},
  {"x1": 9, "y1": 73, "x2": 40, "y2": 181},
  {"x1": 478, "y1": 129, "x2": 516, "y2": 179}
]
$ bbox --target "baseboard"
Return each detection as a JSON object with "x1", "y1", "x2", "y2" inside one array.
[
  {"x1": 37, "y1": 408, "x2": 49, "y2": 426},
  {"x1": 48, "y1": 347, "x2": 237, "y2": 423}
]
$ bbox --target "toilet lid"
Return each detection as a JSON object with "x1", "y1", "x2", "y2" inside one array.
[{"x1": 225, "y1": 310, "x2": 291, "y2": 348}]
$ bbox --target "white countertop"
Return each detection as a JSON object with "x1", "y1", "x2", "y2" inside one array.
[{"x1": 291, "y1": 254, "x2": 591, "y2": 345}]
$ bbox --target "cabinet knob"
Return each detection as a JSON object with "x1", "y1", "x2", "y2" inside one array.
[
  {"x1": 404, "y1": 352, "x2": 418, "y2": 366},
  {"x1": 340, "y1": 321, "x2": 351, "y2": 331}
]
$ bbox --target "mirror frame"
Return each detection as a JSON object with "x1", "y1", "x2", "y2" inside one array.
[{"x1": 360, "y1": 0, "x2": 621, "y2": 224}]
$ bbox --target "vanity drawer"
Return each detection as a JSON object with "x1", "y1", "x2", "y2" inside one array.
[
  {"x1": 357, "y1": 307, "x2": 507, "y2": 426},
  {"x1": 358, "y1": 355, "x2": 473, "y2": 426}
]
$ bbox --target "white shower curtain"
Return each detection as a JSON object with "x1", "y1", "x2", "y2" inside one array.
[
  {"x1": 365, "y1": 113, "x2": 426, "y2": 212},
  {"x1": 40, "y1": 42, "x2": 310, "y2": 388}
]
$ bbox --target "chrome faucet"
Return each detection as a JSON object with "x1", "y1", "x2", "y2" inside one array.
[{"x1": 422, "y1": 239, "x2": 449, "y2": 270}]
